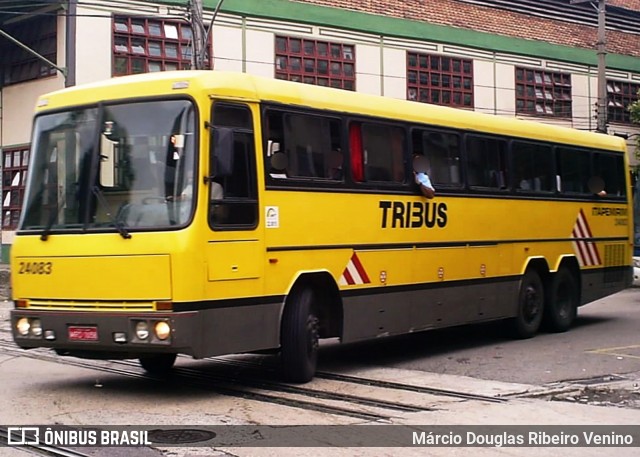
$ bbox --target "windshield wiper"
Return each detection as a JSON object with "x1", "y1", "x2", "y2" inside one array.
[
  {"x1": 40, "y1": 192, "x2": 66, "y2": 241},
  {"x1": 92, "y1": 186, "x2": 132, "y2": 239}
]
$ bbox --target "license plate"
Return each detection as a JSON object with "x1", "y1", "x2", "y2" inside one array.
[{"x1": 68, "y1": 326, "x2": 98, "y2": 341}]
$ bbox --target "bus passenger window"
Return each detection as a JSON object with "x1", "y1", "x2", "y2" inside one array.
[
  {"x1": 413, "y1": 129, "x2": 461, "y2": 187},
  {"x1": 267, "y1": 141, "x2": 289, "y2": 179},
  {"x1": 511, "y1": 141, "x2": 553, "y2": 193},
  {"x1": 360, "y1": 123, "x2": 405, "y2": 183},
  {"x1": 466, "y1": 135, "x2": 508, "y2": 190},
  {"x1": 557, "y1": 147, "x2": 590, "y2": 195},
  {"x1": 265, "y1": 109, "x2": 341, "y2": 181},
  {"x1": 593, "y1": 152, "x2": 626, "y2": 197}
]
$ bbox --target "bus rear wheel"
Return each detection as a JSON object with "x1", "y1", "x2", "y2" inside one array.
[
  {"x1": 139, "y1": 353, "x2": 177, "y2": 375},
  {"x1": 544, "y1": 268, "x2": 578, "y2": 333},
  {"x1": 281, "y1": 288, "x2": 320, "y2": 383},
  {"x1": 511, "y1": 269, "x2": 544, "y2": 339}
]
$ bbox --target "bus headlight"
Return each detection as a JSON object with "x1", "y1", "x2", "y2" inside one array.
[
  {"x1": 30, "y1": 319, "x2": 43, "y2": 337},
  {"x1": 135, "y1": 321, "x2": 150, "y2": 340},
  {"x1": 16, "y1": 317, "x2": 30, "y2": 336},
  {"x1": 154, "y1": 321, "x2": 171, "y2": 341}
]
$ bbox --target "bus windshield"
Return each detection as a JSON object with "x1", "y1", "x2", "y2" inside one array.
[{"x1": 20, "y1": 99, "x2": 196, "y2": 235}]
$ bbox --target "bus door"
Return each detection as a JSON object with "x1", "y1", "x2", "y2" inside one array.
[{"x1": 205, "y1": 102, "x2": 263, "y2": 296}]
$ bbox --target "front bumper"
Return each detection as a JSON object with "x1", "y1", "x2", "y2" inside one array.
[{"x1": 10, "y1": 309, "x2": 199, "y2": 359}]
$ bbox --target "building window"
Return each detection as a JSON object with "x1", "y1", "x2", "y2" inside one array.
[
  {"x1": 0, "y1": 16, "x2": 57, "y2": 85},
  {"x1": 515, "y1": 68, "x2": 572, "y2": 118},
  {"x1": 607, "y1": 80, "x2": 640, "y2": 124},
  {"x1": 2, "y1": 147, "x2": 29, "y2": 229},
  {"x1": 113, "y1": 16, "x2": 209, "y2": 76},
  {"x1": 407, "y1": 52, "x2": 474, "y2": 108},
  {"x1": 275, "y1": 36, "x2": 355, "y2": 91}
]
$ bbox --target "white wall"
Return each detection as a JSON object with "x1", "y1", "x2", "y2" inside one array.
[
  {"x1": 2, "y1": 78, "x2": 64, "y2": 146},
  {"x1": 75, "y1": 7, "x2": 112, "y2": 84},
  {"x1": 474, "y1": 60, "x2": 497, "y2": 115},
  {"x1": 245, "y1": 29, "x2": 274, "y2": 77},
  {"x1": 214, "y1": 26, "x2": 245, "y2": 73},
  {"x1": 355, "y1": 44, "x2": 381, "y2": 96},
  {"x1": 381, "y1": 47, "x2": 405, "y2": 99},
  {"x1": 1, "y1": 14, "x2": 67, "y2": 147},
  {"x1": 571, "y1": 73, "x2": 594, "y2": 132},
  {"x1": 495, "y1": 62, "x2": 515, "y2": 119}
]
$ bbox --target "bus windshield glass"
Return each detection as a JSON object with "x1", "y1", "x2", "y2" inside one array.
[{"x1": 20, "y1": 99, "x2": 196, "y2": 234}]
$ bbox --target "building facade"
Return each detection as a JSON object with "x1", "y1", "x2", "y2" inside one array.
[{"x1": 1, "y1": 0, "x2": 640, "y2": 260}]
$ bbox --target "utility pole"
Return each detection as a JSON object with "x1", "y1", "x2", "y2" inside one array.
[
  {"x1": 571, "y1": 0, "x2": 607, "y2": 133},
  {"x1": 189, "y1": 0, "x2": 206, "y2": 69},
  {"x1": 595, "y1": 0, "x2": 607, "y2": 133}
]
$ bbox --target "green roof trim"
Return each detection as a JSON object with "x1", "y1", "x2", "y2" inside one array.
[{"x1": 158, "y1": 0, "x2": 640, "y2": 73}]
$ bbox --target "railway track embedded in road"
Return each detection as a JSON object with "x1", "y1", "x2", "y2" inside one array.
[{"x1": 0, "y1": 334, "x2": 507, "y2": 425}]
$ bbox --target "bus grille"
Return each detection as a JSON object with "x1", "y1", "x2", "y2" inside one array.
[
  {"x1": 603, "y1": 243, "x2": 626, "y2": 284},
  {"x1": 25, "y1": 300, "x2": 156, "y2": 312}
]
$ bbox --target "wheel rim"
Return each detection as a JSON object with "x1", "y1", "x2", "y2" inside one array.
[
  {"x1": 555, "y1": 281, "x2": 571, "y2": 320},
  {"x1": 306, "y1": 315, "x2": 320, "y2": 358},
  {"x1": 523, "y1": 283, "x2": 542, "y2": 323}
]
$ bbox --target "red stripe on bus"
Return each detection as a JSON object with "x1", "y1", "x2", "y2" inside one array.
[
  {"x1": 351, "y1": 253, "x2": 370, "y2": 283},
  {"x1": 342, "y1": 268, "x2": 355, "y2": 285}
]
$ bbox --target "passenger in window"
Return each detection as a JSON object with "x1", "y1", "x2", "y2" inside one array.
[
  {"x1": 328, "y1": 148, "x2": 344, "y2": 180},
  {"x1": 210, "y1": 180, "x2": 228, "y2": 223},
  {"x1": 413, "y1": 154, "x2": 435, "y2": 199},
  {"x1": 516, "y1": 165, "x2": 533, "y2": 191},
  {"x1": 211, "y1": 180, "x2": 223, "y2": 200},
  {"x1": 587, "y1": 176, "x2": 608, "y2": 197},
  {"x1": 519, "y1": 178, "x2": 532, "y2": 191}
]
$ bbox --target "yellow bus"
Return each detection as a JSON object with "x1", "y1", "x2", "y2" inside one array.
[{"x1": 10, "y1": 71, "x2": 633, "y2": 383}]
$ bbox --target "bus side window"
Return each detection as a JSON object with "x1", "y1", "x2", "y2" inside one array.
[
  {"x1": 284, "y1": 114, "x2": 334, "y2": 179},
  {"x1": 557, "y1": 147, "x2": 590, "y2": 195},
  {"x1": 210, "y1": 102, "x2": 258, "y2": 229},
  {"x1": 360, "y1": 123, "x2": 405, "y2": 183},
  {"x1": 466, "y1": 135, "x2": 508, "y2": 190},
  {"x1": 415, "y1": 129, "x2": 461, "y2": 187},
  {"x1": 512, "y1": 141, "x2": 553, "y2": 193},
  {"x1": 266, "y1": 109, "x2": 342, "y2": 181},
  {"x1": 593, "y1": 152, "x2": 626, "y2": 197},
  {"x1": 265, "y1": 110, "x2": 287, "y2": 178}
]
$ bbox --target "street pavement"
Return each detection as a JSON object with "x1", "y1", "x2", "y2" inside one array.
[{"x1": 1, "y1": 266, "x2": 639, "y2": 456}]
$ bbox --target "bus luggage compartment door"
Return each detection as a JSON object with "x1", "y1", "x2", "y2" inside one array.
[{"x1": 206, "y1": 239, "x2": 261, "y2": 281}]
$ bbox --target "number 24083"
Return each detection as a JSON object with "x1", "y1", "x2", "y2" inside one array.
[{"x1": 18, "y1": 262, "x2": 53, "y2": 275}]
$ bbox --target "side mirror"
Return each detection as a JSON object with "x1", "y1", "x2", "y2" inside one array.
[{"x1": 210, "y1": 127, "x2": 234, "y2": 179}]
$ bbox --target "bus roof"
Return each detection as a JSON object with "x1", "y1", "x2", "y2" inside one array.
[{"x1": 36, "y1": 70, "x2": 626, "y2": 153}]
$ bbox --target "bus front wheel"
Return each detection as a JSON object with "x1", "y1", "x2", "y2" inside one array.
[
  {"x1": 281, "y1": 288, "x2": 320, "y2": 383},
  {"x1": 511, "y1": 269, "x2": 544, "y2": 339},
  {"x1": 544, "y1": 268, "x2": 578, "y2": 332},
  {"x1": 139, "y1": 353, "x2": 177, "y2": 375}
]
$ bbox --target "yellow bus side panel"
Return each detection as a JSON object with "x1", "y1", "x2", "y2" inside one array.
[
  {"x1": 262, "y1": 191, "x2": 631, "y2": 296},
  {"x1": 207, "y1": 241, "x2": 261, "y2": 281}
]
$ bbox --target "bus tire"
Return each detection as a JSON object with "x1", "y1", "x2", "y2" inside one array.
[
  {"x1": 281, "y1": 288, "x2": 320, "y2": 383},
  {"x1": 139, "y1": 353, "x2": 177, "y2": 375},
  {"x1": 544, "y1": 268, "x2": 578, "y2": 333},
  {"x1": 511, "y1": 269, "x2": 544, "y2": 339}
]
